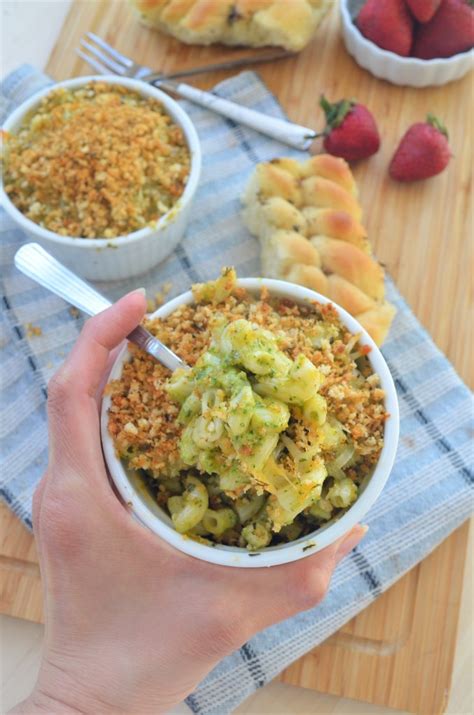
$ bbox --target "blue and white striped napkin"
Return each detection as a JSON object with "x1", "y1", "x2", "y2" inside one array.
[{"x1": 1, "y1": 65, "x2": 473, "y2": 715}]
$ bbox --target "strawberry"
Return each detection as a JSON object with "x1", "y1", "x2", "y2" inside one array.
[
  {"x1": 389, "y1": 115, "x2": 451, "y2": 182},
  {"x1": 412, "y1": 0, "x2": 474, "y2": 59},
  {"x1": 404, "y1": 0, "x2": 442, "y2": 22},
  {"x1": 357, "y1": 0, "x2": 414, "y2": 56},
  {"x1": 319, "y1": 96, "x2": 380, "y2": 162}
]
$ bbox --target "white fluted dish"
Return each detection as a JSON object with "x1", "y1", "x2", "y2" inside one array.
[
  {"x1": 1, "y1": 76, "x2": 201, "y2": 281},
  {"x1": 101, "y1": 278, "x2": 400, "y2": 568},
  {"x1": 341, "y1": 0, "x2": 474, "y2": 88}
]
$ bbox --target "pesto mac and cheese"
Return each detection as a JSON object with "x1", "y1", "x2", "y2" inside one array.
[{"x1": 107, "y1": 269, "x2": 387, "y2": 550}]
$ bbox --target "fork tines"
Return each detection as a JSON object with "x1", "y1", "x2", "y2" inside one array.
[{"x1": 77, "y1": 32, "x2": 134, "y2": 76}]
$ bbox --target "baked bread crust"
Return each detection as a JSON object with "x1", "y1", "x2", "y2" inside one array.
[
  {"x1": 131, "y1": 0, "x2": 333, "y2": 51},
  {"x1": 241, "y1": 154, "x2": 395, "y2": 345}
]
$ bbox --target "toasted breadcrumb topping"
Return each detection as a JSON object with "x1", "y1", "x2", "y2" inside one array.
[
  {"x1": 106, "y1": 288, "x2": 387, "y2": 481},
  {"x1": 3, "y1": 82, "x2": 190, "y2": 238},
  {"x1": 25, "y1": 323, "x2": 42, "y2": 338}
]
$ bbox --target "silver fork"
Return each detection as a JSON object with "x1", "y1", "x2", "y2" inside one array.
[
  {"x1": 77, "y1": 32, "x2": 316, "y2": 150},
  {"x1": 14, "y1": 243, "x2": 187, "y2": 372}
]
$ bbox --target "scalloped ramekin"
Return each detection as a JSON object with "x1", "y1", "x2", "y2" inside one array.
[
  {"x1": 1, "y1": 76, "x2": 201, "y2": 281},
  {"x1": 101, "y1": 278, "x2": 399, "y2": 568},
  {"x1": 341, "y1": 0, "x2": 474, "y2": 88}
]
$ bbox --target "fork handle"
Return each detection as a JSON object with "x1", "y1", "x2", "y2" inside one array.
[
  {"x1": 14, "y1": 243, "x2": 187, "y2": 373},
  {"x1": 159, "y1": 80, "x2": 316, "y2": 151},
  {"x1": 14, "y1": 242, "x2": 112, "y2": 316}
]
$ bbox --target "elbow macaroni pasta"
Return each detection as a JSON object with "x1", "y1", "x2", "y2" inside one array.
[
  {"x1": 165, "y1": 277, "x2": 362, "y2": 548},
  {"x1": 110, "y1": 268, "x2": 387, "y2": 551},
  {"x1": 167, "y1": 476, "x2": 208, "y2": 533}
]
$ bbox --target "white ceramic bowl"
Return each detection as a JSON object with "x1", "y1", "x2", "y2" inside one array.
[
  {"x1": 1, "y1": 76, "x2": 201, "y2": 281},
  {"x1": 341, "y1": 0, "x2": 474, "y2": 87},
  {"x1": 101, "y1": 278, "x2": 399, "y2": 568}
]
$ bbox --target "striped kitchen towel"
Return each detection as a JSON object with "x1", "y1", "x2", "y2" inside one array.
[{"x1": 1, "y1": 65, "x2": 473, "y2": 715}]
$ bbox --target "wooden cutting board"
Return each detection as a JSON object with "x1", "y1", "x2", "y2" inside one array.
[{"x1": 1, "y1": 1, "x2": 472, "y2": 714}]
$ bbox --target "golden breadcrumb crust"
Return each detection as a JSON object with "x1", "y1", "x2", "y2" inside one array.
[
  {"x1": 3, "y1": 82, "x2": 190, "y2": 238},
  {"x1": 106, "y1": 286, "x2": 387, "y2": 481}
]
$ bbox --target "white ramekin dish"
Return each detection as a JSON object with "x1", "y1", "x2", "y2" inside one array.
[
  {"x1": 101, "y1": 278, "x2": 399, "y2": 568},
  {"x1": 1, "y1": 75, "x2": 201, "y2": 281},
  {"x1": 341, "y1": 0, "x2": 474, "y2": 87}
]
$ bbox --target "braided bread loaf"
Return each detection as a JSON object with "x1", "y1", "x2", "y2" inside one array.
[
  {"x1": 241, "y1": 155, "x2": 395, "y2": 345},
  {"x1": 130, "y1": 0, "x2": 333, "y2": 51}
]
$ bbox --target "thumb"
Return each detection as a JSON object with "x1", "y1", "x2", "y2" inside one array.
[
  {"x1": 47, "y1": 289, "x2": 147, "y2": 474},
  {"x1": 335, "y1": 524, "x2": 368, "y2": 564},
  {"x1": 49, "y1": 289, "x2": 146, "y2": 409},
  {"x1": 58, "y1": 288, "x2": 147, "y2": 401}
]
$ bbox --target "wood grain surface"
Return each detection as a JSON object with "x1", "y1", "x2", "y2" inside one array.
[{"x1": 1, "y1": 2, "x2": 472, "y2": 714}]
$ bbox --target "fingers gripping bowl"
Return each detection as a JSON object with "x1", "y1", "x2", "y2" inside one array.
[
  {"x1": 101, "y1": 272, "x2": 399, "y2": 567},
  {"x1": 1, "y1": 76, "x2": 201, "y2": 281}
]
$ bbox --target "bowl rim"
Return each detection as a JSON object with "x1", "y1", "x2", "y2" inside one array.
[
  {"x1": 101, "y1": 277, "x2": 399, "y2": 568},
  {"x1": 0, "y1": 74, "x2": 202, "y2": 248},
  {"x1": 340, "y1": 0, "x2": 474, "y2": 67}
]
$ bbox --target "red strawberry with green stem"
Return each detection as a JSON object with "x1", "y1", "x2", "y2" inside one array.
[
  {"x1": 404, "y1": 0, "x2": 441, "y2": 23},
  {"x1": 389, "y1": 115, "x2": 451, "y2": 182},
  {"x1": 357, "y1": 0, "x2": 414, "y2": 56},
  {"x1": 319, "y1": 95, "x2": 380, "y2": 162},
  {"x1": 412, "y1": 0, "x2": 474, "y2": 59}
]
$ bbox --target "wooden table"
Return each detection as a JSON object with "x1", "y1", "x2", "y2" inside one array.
[{"x1": 1, "y1": 1, "x2": 472, "y2": 713}]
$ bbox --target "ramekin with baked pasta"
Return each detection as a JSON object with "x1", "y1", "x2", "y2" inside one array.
[{"x1": 101, "y1": 269, "x2": 399, "y2": 567}]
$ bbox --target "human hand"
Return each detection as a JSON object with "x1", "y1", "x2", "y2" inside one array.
[{"x1": 14, "y1": 291, "x2": 366, "y2": 714}]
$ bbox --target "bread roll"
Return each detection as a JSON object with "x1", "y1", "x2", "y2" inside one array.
[
  {"x1": 301, "y1": 176, "x2": 362, "y2": 220},
  {"x1": 131, "y1": 0, "x2": 333, "y2": 51},
  {"x1": 241, "y1": 154, "x2": 395, "y2": 345},
  {"x1": 303, "y1": 207, "x2": 368, "y2": 251},
  {"x1": 310, "y1": 236, "x2": 384, "y2": 302}
]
